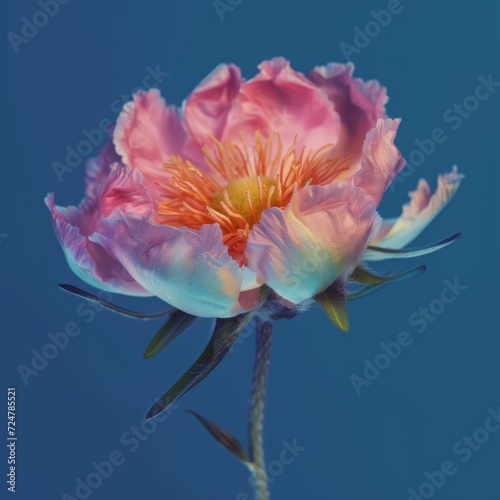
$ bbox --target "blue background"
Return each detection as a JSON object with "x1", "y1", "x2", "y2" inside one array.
[{"x1": 2, "y1": 0, "x2": 499, "y2": 499}]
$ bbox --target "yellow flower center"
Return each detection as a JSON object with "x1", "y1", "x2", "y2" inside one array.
[
  {"x1": 209, "y1": 176, "x2": 279, "y2": 228},
  {"x1": 156, "y1": 132, "x2": 351, "y2": 265}
]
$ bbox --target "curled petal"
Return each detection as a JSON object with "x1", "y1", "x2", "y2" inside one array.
[
  {"x1": 97, "y1": 164, "x2": 153, "y2": 219},
  {"x1": 245, "y1": 183, "x2": 380, "y2": 304},
  {"x1": 368, "y1": 167, "x2": 463, "y2": 252},
  {"x1": 45, "y1": 165, "x2": 154, "y2": 296},
  {"x1": 352, "y1": 118, "x2": 406, "y2": 205},
  {"x1": 45, "y1": 193, "x2": 151, "y2": 296},
  {"x1": 223, "y1": 57, "x2": 341, "y2": 152},
  {"x1": 113, "y1": 89, "x2": 188, "y2": 200},
  {"x1": 184, "y1": 64, "x2": 243, "y2": 147},
  {"x1": 308, "y1": 62, "x2": 387, "y2": 167},
  {"x1": 90, "y1": 217, "x2": 244, "y2": 318}
]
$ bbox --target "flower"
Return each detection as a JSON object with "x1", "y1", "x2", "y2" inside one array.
[
  {"x1": 46, "y1": 59, "x2": 463, "y2": 500},
  {"x1": 46, "y1": 58, "x2": 462, "y2": 321}
]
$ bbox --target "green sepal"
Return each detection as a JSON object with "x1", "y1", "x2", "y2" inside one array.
[{"x1": 314, "y1": 281, "x2": 349, "y2": 333}]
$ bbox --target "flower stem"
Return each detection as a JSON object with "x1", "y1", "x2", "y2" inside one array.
[{"x1": 248, "y1": 318, "x2": 273, "y2": 500}]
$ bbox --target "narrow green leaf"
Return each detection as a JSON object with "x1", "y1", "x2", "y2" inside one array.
[
  {"x1": 187, "y1": 410, "x2": 249, "y2": 463},
  {"x1": 59, "y1": 284, "x2": 172, "y2": 320},
  {"x1": 314, "y1": 281, "x2": 349, "y2": 333},
  {"x1": 349, "y1": 264, "x2": 426, "y2": 285},
  {"x1": 364, "y1": 233, "x2": 461, "y2": 260},
  {"x1": 143, "y1": 310, "x2": 197, "y2": 359},
  {"x1": 346, "y1": 283, "x2": 388, "y2": 301},
  {"x1": 146, "y1": 288, "x2": 270, "y2": 420},
  {"x1": 145, "y1": 316, "x2": 252, "y2": 419}
]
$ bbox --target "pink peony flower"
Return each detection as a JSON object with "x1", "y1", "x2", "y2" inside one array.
[
  {"x1": 46, "y1": 58, "x2": 462, "y2": 321},
  {"x1": 46, "y1": 58, "x2": 463, "y2": 500}
]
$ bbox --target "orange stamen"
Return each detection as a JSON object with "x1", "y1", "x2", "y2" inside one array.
[{"x1": 156, "y1": 132, "x2": 351, "y2": 265}]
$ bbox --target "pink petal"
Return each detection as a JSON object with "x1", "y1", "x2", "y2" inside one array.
[
  {"x1": 309, "y1": 63, "x2": 387, "y2": 167},
  {"x1": 222, "y1": 57, "x2": 341, "y2": 153},
  {"x1": 97, "y1": 164, "x2": 153, "y2": 219},
  {"x1": 46, "y1": 165, "x2": 153, "y2": 296},
  {"x1": 84, "y1": 133, "x2": 120, "y2": 198},
  {"x1": 369, "y1": 167, "x2": 463, "y2": 252},
  {"x1": 234, "y1": 287, "x2": 262, "y2": 315},
  {"x1": 46, "y1": 193, "x2": 151, "y2": 296},
  {"x1": 184, "y1": 63, "x2": 243, "y2": 147},
  {"x1": 240, "y1": 267, "x2": 262, "y2": 291},
  {"x1": 113, "y1": 89, "x2": 188, "y2": 201},
  {"x1": 245, "y1": 183, "x2": 380, "y2": 304},
  {"x1": 90, "y1": 217, "x2": 244, "y2": 318},
  {"x1": 351, "y1": 118, "x2": 406, "y2": 206}
]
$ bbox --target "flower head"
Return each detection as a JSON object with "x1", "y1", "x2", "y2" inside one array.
[
  {"x1": 46, "y1": 58, "x2": 462, "y2": 321},
  {"x1": 47, "y1": 59, "x2": 463, "y2": 499}
]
